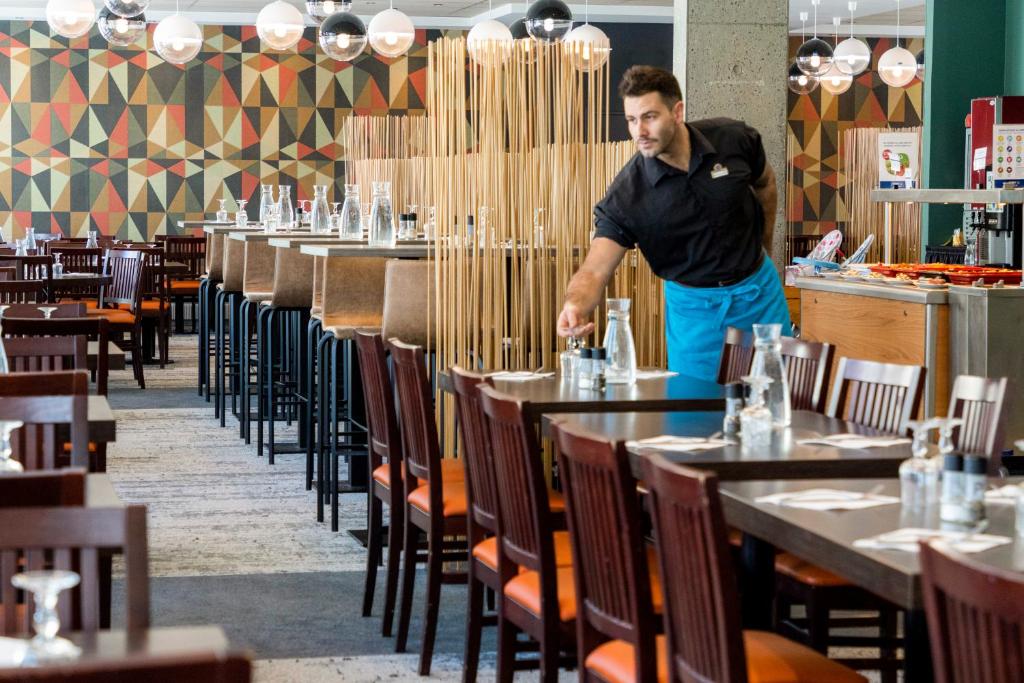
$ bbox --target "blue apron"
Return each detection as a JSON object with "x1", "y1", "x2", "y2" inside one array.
[{"x1": 664, "y1": 254, "x2": 792, "y2": 381}]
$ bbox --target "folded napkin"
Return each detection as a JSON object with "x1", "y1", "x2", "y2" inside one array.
[
  {"x1": 626, "y1": 435, "x2": 732, "y2": 453},
  {"x1": 0, "y1": 637, "x2": 27, "y2": 667},
  {"x1": 634, "y1": 369, "x2": 679, "y2": 380},
  {"x1": 487, "y1": 371, "x2": 555, "y2": 382},
  {"x1": 985, "y1": 485, "x2": 1022, "y2": 505},
  {"x1": 797, "y1": 433, "x2": 911, "y2": 449},
  {"x1": 755, "y1": 488, "x2": 900, "y2": 511},
  {"x1": 853, "y1": 527, "x2": 1012, "y2": 554},
  {"x1": 59, "y1": 272, "x2": 93, "y2": 278}
]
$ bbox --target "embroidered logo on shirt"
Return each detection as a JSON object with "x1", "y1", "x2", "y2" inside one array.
[{"x1": 710, "y1": 163, "x2": 729, "y2": 179}]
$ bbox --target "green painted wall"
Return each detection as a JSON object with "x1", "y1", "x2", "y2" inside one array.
[
  {"x1": 923, "y1": 0, "x2": 1006, "y2": 247},
  {"x1": 1008, "y1": 0, "x2": 1024, "y2": 95}
]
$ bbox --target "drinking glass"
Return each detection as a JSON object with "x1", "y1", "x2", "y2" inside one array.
[
  {"x1": 301, "y1": 199, "x2": 313, "y2": 226},
  {"x1": 37, "y1": 307, "x2": 58, "y2": 319},
  {"x1": 236, "y1": 199, "x2": 248, "y2": 228},
  {"x1": 85, "y1": 231, "x2": 98, "y2": 249},
  {"x1": 901, "y1": 418, "x2": 944, "y2": 507},
  {"x1": 216, "y1": 198, "x2": 229, "y2": 223},
  {"x1": 264, "y1": 204, "x2": 281, "y2": 233},
  {"x1": 14, "y1": 239, "x2": 27, "y2": 256},
  {"x1": 0, "y1": 420, "x2": 24, "y2": 472},
  {"x1": 11, "y1": 570, "x2": 82, "y2": 663},
  {"x1": 740, "y1": 375, "x2": 773, "y2": 449}
]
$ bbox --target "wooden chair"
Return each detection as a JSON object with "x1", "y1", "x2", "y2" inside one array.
[
  {"x1": 0, "y1": 651, "x2": 251, "y2": 683},
  {"x1": 716, "y1": 327, "x2": 754, "y2": 384},
  {"x1": 388, "y1": 339, "x2": 468, "y2": 676},
  {"x1": 160, "y1": 235, "x2": 206, "y2": 333},
  {"x1": 826, "y1": 357, "x2": 926, "y2": 435},
  {"x1": 2, "y1": 316, "x2": 110, "y2": 395},
  {"x1": 2, "y1": 335, "x2": 86, "y2": 375},
  {"x1": 780, "y1": 336, "x2": 835, "y2": 413},
  {"x1": 88, "y1": 249, "x2": 145, "y2": 388},
  {"x1": 0, "y1": 504, "x2": 149, "y2": 635},
  {"x1": 478, "y1": 384, "x2": 576, "y2": 682},
  {"x1": 920, "y1": 540, "x2": 1024, "y2": 683},
  {"x1": 947, "y1": 374, "x2": 1009, "y2": 461},
  {"x1": 0, "y1": 254, "x2": 53, "y2": 281},
  {"x1": 0, "y1": 371, "x2": 89, "y2": 470},
  {"x1": 549, "y1": 420, "x2": 664, "y2": 683},
  {"x1": 49, "y1": 247, "x2": 104, "y2": 301},
  {"x1": 0, "y1": 281, "x2": 47, "y2": 304},
  {"x1": 0, "y1": 469, "x2": 86, "y2": 507},
  {"x1": 126, "y1": 245, "x2": 170, "y2": 367},
  {"x1": 640, "y1": 453, "x2": 866, "y2": 683},
  {"x1": 0, "y1": 265, "x2": 14, "y2": 281}
]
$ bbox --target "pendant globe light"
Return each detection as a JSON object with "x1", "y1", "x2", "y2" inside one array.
[
  {"x1": 833, "y1": 1, "x2": 870, "y2": 76},
  {"x1": 788, "y1": 61, "x2": 818, "y2": 95},
  {"x1": 820, "y1": 17, "x2": 852, "y2": 95},
  {"x1": 509, "y1": 17, "x2": 536, "y2": 64},
  {"x1": 525, "y1": 0, "x2": 572, "y2": 44},
  {"x1": 796, "y1": 0, "x2": 833, "y2": 77},
  {"x1": 319, "y1": 8, "x2": 366, "y2": 61},
  {"x1": 307, "y1": 0, "x2": 348, "y2": 20},
  {"x1": 915, "y1": 49, "x2": 925, "y2": 81},
  {"x1": 98, "y1": 6, "x2": 146, "y2": 46},
  {"x1": 257, "y1": 1, "x2": 306, "y2": 51},
  {"x1": 103, "y1": 0, "x2": 147, "y2": 17},
  {"x1": 367, "y1": 1, "x2": 415, "y2": 58},
  {"x1": 878, "y1": 0, "x2": 915, "y2": 87},
  {"x1": 154, "y1": 5, "x2": 202, "y2": 65},
  {"x1": 467, "y1": 0, "x2": 513, "y2": 65},
  {"x1": 563, "y1": 0, "x2": 609, "y2": 71},
  {"x1": 46, "y1": 0, "x2": 96, "y2": 39}
]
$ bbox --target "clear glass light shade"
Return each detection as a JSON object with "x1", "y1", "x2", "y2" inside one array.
[
  {"x1": 878, "y1": 45, "x2": 916, "y2": 87},
  {"x1": 318, "y1": 11, "x2": 366, "y2": 61},
  {"x1": 367, "y1": 8, "x2": 415, "y2": 58},
  {"x1": 97, "y1": 7, "x2": 146, "y2": 46},
  {"x1": 509, "y1": 18, "x2": 536, "y2": 64},
  {"x1": 833, "y1": 36, "x2": 871, "y2": 75},
  {"x1": 796, "y1": 37, "x2": 834, "y2": 77},
  {"x1": 525, "y1": 0, "x2": 572, "y2": 44},
  {"x1": 819, "y1": 62, "x2": 852, "y2": 94},
  {"x1": 467, "y1": 19, "x2": 513, "y2": 64},
  {"x1": 787, "y1": 61, "x2": 818, "y2": 95},
  {"x1": 257, "y1": 0, "x2": 305, "y2": 51},
  {"x1": 154, "y1": 14, "x2": 203, "y2": 64},
  {"x1": 915, "y1": 49, "x2": 925, "y2": 81},
  {"x1": 306, "y1": 0, "x2": 348, "y2": 20},
  {"x1": 563, "y1": 23, "x2": 610, "y2": 71},
  {"x1": 103, "y1": 0, "x2": 147, "y2": 18},
  {"x1": 46, "y1": 0, "x2": 96, "y2": 39}
]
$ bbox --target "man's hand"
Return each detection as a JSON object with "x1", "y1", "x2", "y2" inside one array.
[
  {"x1": 557, "y1": 302, "x2": 594, "y2": 337},
  {"x1": 558, "y1": 237, "x2": 628, "y2": 338}
]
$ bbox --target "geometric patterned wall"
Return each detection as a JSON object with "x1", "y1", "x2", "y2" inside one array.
[
  {"x1": 0, "y1": 22, "x2": 444, "y2": 239},
  {"x1": 786, "y1": 36, "x2": 924, "y2": 237}
]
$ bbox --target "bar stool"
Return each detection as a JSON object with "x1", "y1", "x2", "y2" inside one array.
[
  {"x1": 302, "y1": 255, "x2": 325, "y2": 491},
  {"x1": 214, "y1": 236, "x2": 245, "y2": 426},
  {"x1": 255, "y1": 243, "x2": 316, "y2": 464},
  {"x1": 198, "y1": 232, "x2": 223, "y2": 400},
  {"x1": 238, "y1": 239, "x2": 275, "y2": 443}
]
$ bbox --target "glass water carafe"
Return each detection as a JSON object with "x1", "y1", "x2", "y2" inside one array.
[
  {"x1": 750, "y1": 323, "x2": 791, "y2": 427},
  {"x1": 278, "y1": 186, "x2": 295, "y2": 229},
  {"x1": 258, "y1": 185, "x2": 275, "y2": 224},
  {"x1": 309, "y1": 186, "x2": 331, "y2": 234},
  {"x1": 368, "y1": 181, "x2": 396, "y2": 248},
  {"x1": 602, "y1": 298, "x2": 637, "y2": 385},
  {"x1": 339, "y1": 184, "x2": 363, "y2": 240},
  {"x1": 24, "y1": 227, "x2": 36, "y2": 251}
]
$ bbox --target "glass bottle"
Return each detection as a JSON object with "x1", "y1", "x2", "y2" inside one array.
[
  {"x1": 368, "y1": 181, "x2": 396, "y2": 248},
  {"x1": 0, "y1": 305, "x2": 9, "y2": 375},
  {"x1": 339, "y1": 184, "x2": 363, "y2": 240},
  {"x1": 278, "y1": 186, "x2": 295, "y2": 229},
  {"x1": 258, "y1": 185, "x2": 275, "y2": 224},
  {"x1": 602, "y1": 298, "x2": 637, "y2": 385},
  {"x1": 309, "y1": 185, "x2": 331, "y2": 234},
  {"x1": 740, "y1": 375, "x2": 773, "y2": 449},
  {"x1": 24, "y1": 227, "x2": 36, "y2": 251},
  {"x1": 0, "y1": 420, "x2": 23, "y2": 472},
  {"x1": 750, "y1": 323, "x2": 791, "y2": 427},
  {"x1": 901, "y1": 418, "x2": 944, "y2": 507}
]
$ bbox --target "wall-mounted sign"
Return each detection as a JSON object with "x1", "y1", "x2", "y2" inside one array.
[{"x1": 878, "y1": 131, "x2": 920, "y2": 189}]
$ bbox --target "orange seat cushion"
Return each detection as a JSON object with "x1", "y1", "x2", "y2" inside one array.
[
  {"x1": 87, "y1": 307, "x2": 135, "y2": 325},
  {"x1": 372, "y1": 459, "x2": 465, "y2": 489},
  {"x1": 547, "y1": 488, "x2": 566, "y2": 513},
  {"x1": 774, "y1": 553, "x2": 849, "y2": 587},
  {"x1": 139, "y1": 300, "x2": 164, "y2": 313},
  {"x1": 584, "y1": 634, "x2": 667, "y2": 683},
  {"x1": 504, "y1": 565, "x2": 577, "y2": 623},
  {"x1": 407, "y1": 479, "x2": 468, "y2": 518},
  {"x1": 168, "y1": 279, "x2": 200, "y2": 294},
  {"x1": 472, "y1": 531, "x2": 574, "y2": 572},
  {"x1": 744, "y1": 630, "x2": 867, "y2": 683}
]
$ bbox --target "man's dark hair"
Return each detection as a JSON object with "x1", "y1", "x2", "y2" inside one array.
[{"x1": 618, "y1": 66, "x2": 682, "y2": 107}]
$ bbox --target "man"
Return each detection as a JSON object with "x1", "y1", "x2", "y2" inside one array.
[{"x1": 556, "y1": 65, "x2": 791, "y2": 381}]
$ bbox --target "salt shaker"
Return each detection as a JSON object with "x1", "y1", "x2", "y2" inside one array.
[
  {"x1": 963, "y1": 456, "x2": 988, "y2": 523},
  {"x1": 576, "y1": 348, "x2": 594, "y2": 390},
  {"x1": 722, "y1": 382, "x2": 744, "y2": 437},
  {"x1": 592, "y1": 348, "x2": 607, "y2": 391},
  {"x1": 940, "y1": 454, "x2": 967, "y2": 523}
]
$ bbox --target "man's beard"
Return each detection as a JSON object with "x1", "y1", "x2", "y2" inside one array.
[{"x1": 635, "y1": 125, "x2": 674, "y2": 158}]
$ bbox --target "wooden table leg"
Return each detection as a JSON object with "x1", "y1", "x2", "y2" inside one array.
[
  {"x1": 739, "y1": 533, "x2": 775, "y2": 630},
  {"x1": 904, "y1": 608, "x2": 934, "y2": 682}
]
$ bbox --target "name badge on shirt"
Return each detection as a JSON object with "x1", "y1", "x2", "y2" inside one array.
[{"x1": 710, "y1": 163, "x2": 729, "y2": 179}]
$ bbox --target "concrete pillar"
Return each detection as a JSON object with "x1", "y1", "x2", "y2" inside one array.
[{"x1": 674, "y1": 0, "x2": 789, "y2": 267}]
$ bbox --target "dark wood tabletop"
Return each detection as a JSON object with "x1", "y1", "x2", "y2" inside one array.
[
  {"x1": 86, "y1": 395, "x2": 116, "y2": 444},
  {"x1": 64, "y1": 625, "x2": 229, "y2": 662},
  {"x1": 163, "y1": 261, "x2": 190, "y2": 277},
  {"x1": 440, "y1": 371, "x2": 725, "y2": 418},
  {"x1": 87, "y1": 341, "x2": 126, "y2": 371},
  {"x1": 86, "y1": 473, "x2": 123, "y2": 508}
]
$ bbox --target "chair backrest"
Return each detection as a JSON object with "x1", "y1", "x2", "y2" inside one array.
[
  {"x1": 2, "y1": 303, "x2": 86, "y2": 318},
  {"x1": 354, "y1": 331, "x2": 402, "y2": 491},
  {"x1": 0, "y1": 504, "x2": 149, "y2": 635},
  {"x1": 716, "y1": 327, "x2": 754, "y2": 384},
  {"x1": 641, "y1": 453, "x2": 749, "y2": 683},
  {"x1": 382, "y1": 260, "x2": 435, "y2": 348},
  {"x1": 387, "y1": 339, "x2": 442, "y2": 487},
  {"x1": 130, "y1": 246, "x2": 167, "y2": 301},
  {"x1": 0, "y1": 254, "x2": 53, "y2": 281},
  {"x1": 2, "y1": 317, "x2": 110, "y2": 395},
  {"x1": 0, "y1": 371, "x2": 89, "y2": 470},
  {"x1": 2, "y1": 335, "x2": 86, "y2": 375},
  {"x1": 101, "y1": 249, "x2": 146, "y2": 311},
  {"x1": 826, "y1": 357, "x2": 926, "y2": 435},
  {"x1": 0, "y1": 280, "x2": 47, "y2": 304},
  {"x1": 947, "y1": 375, "x2": 1009, "y2": 460},
  {"x1": 160, "y1": 236, "x2": 206, "y2": 278},
  {"x1": 49, "y1": 247, "x2": 104, "y2": 274},
  {"x1": 780, "y1": 336, "x2": 835, "y2": 413},
  {"x1": 0, "y1": 265, "x2": 14, "y2": 281},
  {"x1": 920, "y1": 540, "x2": 1024, "y2": 683},
  {"x1": 551, "y1": 420, "x2": 658, "y2": 681},
  {"x1": 0, "y1": 469, "x2": 86, "y2": 507},
  {"x1": 450, "y1": 366, "x2": 498, "y2": 534},
  {"x1": 477, "y1": 384, "x2": 557, "y2": 575},
  {"x1": 0, "y1": 652, "x2": 252, "y2": 683}
]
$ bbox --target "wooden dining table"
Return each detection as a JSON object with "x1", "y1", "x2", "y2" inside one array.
[
  {"x1": 55, "y1": 396, "x2": 117, "y2": 466},
  {"x1": 718, "y1": 478, "x2": 1023, "y2": 682},
  {"x1": 87, "y1": 341, "x2": 126, "y2": 371}
]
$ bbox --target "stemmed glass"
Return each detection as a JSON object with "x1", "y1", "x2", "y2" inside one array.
[
  {"x1": 11, "y1": 570, "x2": 82, "y2": 663},
  {"x1": 235, "y1": 199, "x2": 249, "y2": 229},
  {"x1": 37, "y1": 307, "x2": 58, "y2": 319},
  {"x1": 0, "y1": 420, "x2": 24, "y2": 472},
  {"x1": 216, "y1": 198, "x2": 230, "y2": 223},
  {"x1": 330, "y1": 202, "x2": 342, "y2": 231}
]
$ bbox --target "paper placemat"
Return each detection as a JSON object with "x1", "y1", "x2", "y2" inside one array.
[
  {"x1": 487, "y1": 371, "x2": 555, "y2": 382},
  {"x1": 853, "y1": 527, "x2": 1011, "y2": 554},
  {"x1": 985, "y1": 485, "x2": 1022, "y2": 505},
  {"x1": 634, "y1": 369, "x2": 679, "y2": 380},
  {"x1": 0, "y1": 637, "x2": 27, "y2": 667},
  {"x1": 798, "y1": 433, "x2": 911, "y2": 449},
  {"x1": 626, "y1": 435, "x2": 732, "y2": 453},
  {"x1": 756, "y1": 488, "x2": 900, "y2": 511}
]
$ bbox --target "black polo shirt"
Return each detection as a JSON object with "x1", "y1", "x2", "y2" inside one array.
[{"x1": 593, "y1": 117, "x2": 767, "y2": 287}]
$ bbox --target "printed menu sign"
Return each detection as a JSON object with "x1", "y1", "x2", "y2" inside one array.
[
  {"x1": 992, "y1": 124, "x2": 1024, "y2": 188},
  {"x1": 878, "y1": 132, "x2": 919, "y2": 189}
]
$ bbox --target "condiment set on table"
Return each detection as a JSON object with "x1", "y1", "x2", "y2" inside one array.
[{"x1": 560, "y1": 297, "x2": 637, "y2": 389}]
